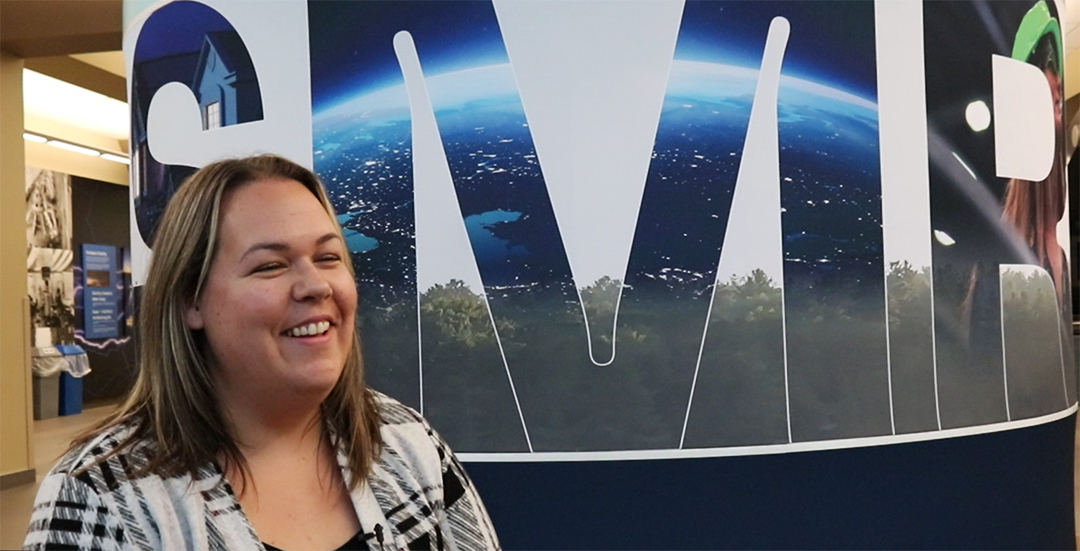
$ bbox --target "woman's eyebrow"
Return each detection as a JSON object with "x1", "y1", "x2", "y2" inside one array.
[
  {"x1": 240, "y1": 234, "x2": 342, "y2": 261},
  {"x1": 316, "y1": 233, "x2": 342, "y2": 246},
  {"x1": 240, "y1": 242, "x2": 287, "y2": 261}
]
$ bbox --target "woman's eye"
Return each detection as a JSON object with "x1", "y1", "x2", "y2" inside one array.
[
  {"x1": 252, "y1": 263, "x2": 283, "y2": 273},
  {"x1": 318, "y1": 254, "x2": 342, "y2": 264}
]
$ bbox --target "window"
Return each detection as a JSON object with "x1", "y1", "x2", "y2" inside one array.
[{"x1": 204, "y1": 101, "x2": 221, "y2": 130}]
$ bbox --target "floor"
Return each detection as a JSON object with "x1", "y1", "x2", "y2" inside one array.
[{"x1": 1, "y1": 406, "x2": 1079, "y2": 548}]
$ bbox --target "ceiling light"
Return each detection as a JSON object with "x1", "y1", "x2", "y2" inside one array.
[
  {"x1": 965, "y1": 100, "x2": 991, "y2": 132},
  {"x1": 47, "y1": 140, "x2": 101, "y2": 157},
  {"x1": 27, "y1": 131, "x2": 128, "y2": 163},
  {"x1": 100, "y1": 153, "x2": 130, "y2": 165}
]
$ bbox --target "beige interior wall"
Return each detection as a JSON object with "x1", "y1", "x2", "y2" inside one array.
[
  {"x1": 1065, "y1": 49, "x2": 1077, "y2": 101},
  {"x1": 1, "y1": 51, "x2": 33, "y2": 479}
]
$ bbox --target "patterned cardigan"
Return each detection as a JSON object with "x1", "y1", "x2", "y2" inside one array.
[{"x1": 24, "y1": 393, "x2": 500, "y2": 551}]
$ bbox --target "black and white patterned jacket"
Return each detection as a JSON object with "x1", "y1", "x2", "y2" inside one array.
[{"x1": 24, "y1": 393, "x2": 500, "y2": 551}]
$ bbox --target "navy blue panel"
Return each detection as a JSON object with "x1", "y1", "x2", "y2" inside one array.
[{"x1": 467, "y1": 414, "x2": 1075, "y2": 549}]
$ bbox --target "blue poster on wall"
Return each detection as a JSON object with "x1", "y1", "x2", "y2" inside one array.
[{"x1": 82, "y1": 244, "x2": 119, "y2": 339}]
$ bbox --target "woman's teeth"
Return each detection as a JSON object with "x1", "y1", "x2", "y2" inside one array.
[{"x1": 287, "y1": 321, "x2": 330, "y2": 337}]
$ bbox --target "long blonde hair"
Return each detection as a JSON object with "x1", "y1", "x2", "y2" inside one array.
[{"x1": 76, "y1": 155, "x2": 382, "y2": 491}]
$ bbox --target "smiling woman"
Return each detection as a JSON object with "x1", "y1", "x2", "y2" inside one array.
[
  {"x1": 23, "y1": 155, "x2": 500, "y2": 551},
  {"x1": 183, "y1": 178, "x2": 361, "y2": 431}
]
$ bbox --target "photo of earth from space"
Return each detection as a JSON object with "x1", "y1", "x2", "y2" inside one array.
[
  {"x1": 309, "y1": 0, "x2": 901, "y2": 452},
  {"x1": 313, "y1": 61, "x2": 895, "y2": 452}
]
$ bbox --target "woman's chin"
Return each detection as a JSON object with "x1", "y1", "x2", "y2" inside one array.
[{"x1": 286, "y1": 366, "x2": 346, "y2": 400}]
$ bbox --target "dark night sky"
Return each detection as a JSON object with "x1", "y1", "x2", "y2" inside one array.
[
  {"x1": 134, "y1": 1, "x2": 233, "y2": 62},
  {"x1": 676, "y1": 1, "x2": 880, "y2": 102},
  {"x1": 308, "y1": 0, "x2": 881, "y2": 112},
  {"x1": 308, "y1": 1, "x2": 508, "y2": 111}
]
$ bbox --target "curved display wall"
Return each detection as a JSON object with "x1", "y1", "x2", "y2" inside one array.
[{"x1": 124, "y1": 1, "x2": 1075, "y2": 547}]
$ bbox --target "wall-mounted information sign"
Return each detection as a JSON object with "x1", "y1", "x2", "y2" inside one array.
[{"x1": 81, "y1": 244, "x2": 119, "y2": 339}]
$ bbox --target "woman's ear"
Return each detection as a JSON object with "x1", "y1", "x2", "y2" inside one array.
[{"x1": 184, "y1": 297, "x2": 205, "y2": 330}]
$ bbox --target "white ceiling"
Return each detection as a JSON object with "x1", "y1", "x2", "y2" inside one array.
[{"x1": 23, "y1": 69, "x2": 129, "y2": 141}]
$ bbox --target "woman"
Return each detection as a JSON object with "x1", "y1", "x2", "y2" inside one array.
[
  {"x1": 959, "y1": 2, "x2": 1070, "y2": 363},
  {"x1": 999, "y1": 45, "x2": 1068, "y2": 310},
  {"x1": 24, "y1": 155, "x2": 500, "y2": 551}
]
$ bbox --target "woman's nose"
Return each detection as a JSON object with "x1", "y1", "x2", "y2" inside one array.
[{"x1": 293, "y1": 263, "x2": 333, "y2": 301}]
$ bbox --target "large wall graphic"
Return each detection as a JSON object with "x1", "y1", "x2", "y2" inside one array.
[
  {"x1": 308, "y1": 1, "x2": 896, "y2": 451},
  {"x1": 127, "y1": 0, "x2": 1074, "y2": 455},
  {"x1": 126, "y1": 1, "x2": 1075, "y2": 546}
]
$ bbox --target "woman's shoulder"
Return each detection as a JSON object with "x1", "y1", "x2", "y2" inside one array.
[
  {"x1": 29, "y1": 419, "x2": 236, "y2": 551},
  {"x1": 367, "y1": 389, "x2": 448, "y2": 476},
  {"x1": 26, "y1": 428, "x2": 140, "y2": 551},
  {"x1": 364, "y1": 391, "x2": 501, "y2": 549},
  {"x1": 26, "y1": 421, "x2": 150, "y2": 549},
  {"x1": 370, "y1": 389, "x2": 427, "y2": 428},
  {"x1": 48, "y1": 420, "x2": 146, "y2": 482}
]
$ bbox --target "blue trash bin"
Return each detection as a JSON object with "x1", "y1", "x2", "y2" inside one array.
[
  {"x1": 58, "y1": 372, "x2": 83, "y2": 416},
  {"x1": 55, "y1": 344, "x2": 88, "y2": 416}
]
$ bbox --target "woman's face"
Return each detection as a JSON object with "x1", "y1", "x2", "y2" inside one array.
[
  {"x1": 184, "y1": 177, "x2": 357, "y2": 409},
  {"x1": 1047, "y1": 68, "x2": 1062, "y2": 134}
]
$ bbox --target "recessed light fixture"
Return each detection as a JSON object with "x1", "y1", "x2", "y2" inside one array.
[
  {"x1": 100, "y1": 153, "x2": 131, "y2": 165},
  {"x1": 23, "y1": 131, "x2": 130, "y2": 164},
  {"x1": 46, "y1": 140, "x2": 101, "y2": 157}
]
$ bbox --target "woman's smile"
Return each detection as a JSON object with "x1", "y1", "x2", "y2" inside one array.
[{"x1": 283, "y1": 320, "x2": 332, "y2": 338}]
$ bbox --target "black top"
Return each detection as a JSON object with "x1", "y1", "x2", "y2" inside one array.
[{"x1": 262, "y1": 530, "x2": 367, "y2": 551}]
